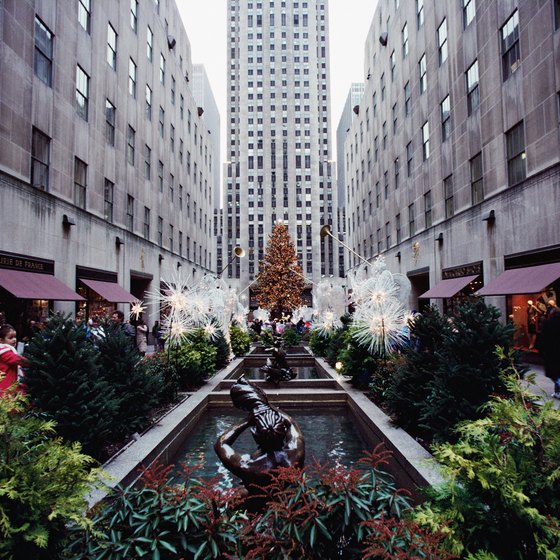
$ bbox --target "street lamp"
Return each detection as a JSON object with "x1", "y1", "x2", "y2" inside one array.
[
  {"x1": 217, "y1": 246, "x2": 245, "y2": 277},
  {"x1": 319, "y1": 224, "x2": 370, "y2": 266}
]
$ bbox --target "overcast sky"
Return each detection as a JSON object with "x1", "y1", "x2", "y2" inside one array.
[{"x1": 177, "y1": 0, "x2": 378, "y2": 165}]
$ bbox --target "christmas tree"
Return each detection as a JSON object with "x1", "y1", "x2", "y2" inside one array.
[{"x1": 255, "y1": 223, "x2": 304, "y2": 317}]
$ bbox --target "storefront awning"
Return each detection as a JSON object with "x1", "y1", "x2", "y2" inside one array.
[
  {"x1": 477, "y1": 262, "x2": 560, "y2": 296},
  {"x1": 80, "y1": 279, "x2": 136, "y2": 303},
  {"x1": 0, "y1": 269, "x2": 84, "y2": 300},
  {"x1": 419, "y1": 275, "x2": 479, "y2": 299}
]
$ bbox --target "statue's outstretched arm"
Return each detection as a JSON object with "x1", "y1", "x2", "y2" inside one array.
[{"x1": 214, "y1": 420, "x2": 251, "y2": 474}]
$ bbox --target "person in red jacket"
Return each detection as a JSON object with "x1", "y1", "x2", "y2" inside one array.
[{"x1": 0, "y1": 323, "x2": 26, "y2": 394}]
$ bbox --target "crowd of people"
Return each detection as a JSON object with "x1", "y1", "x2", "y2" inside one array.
[{"x1": 249, "y1": 317, "x2": 308, "y2": 337}]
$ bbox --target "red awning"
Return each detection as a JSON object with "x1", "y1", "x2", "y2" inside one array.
[
  {"x1": 80, "y1": 279, "x2": 136, "y2": 303},
  {"x1": 420, "y1": 275, "x2": 479, "y2": 299},
  {"x1": 0, "y1": 269, "x2": 84, "y2": 300},
  {"x1": 477, "y1": 262, "x2": 560, "y2": 296}
]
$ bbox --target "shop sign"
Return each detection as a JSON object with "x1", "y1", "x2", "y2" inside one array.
[{"x1": 0, "y1": 251, "x2": 54, "y2": 275}]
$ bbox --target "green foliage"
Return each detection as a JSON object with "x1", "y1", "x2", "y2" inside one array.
[
  {"x1": 386, "y1": 302, "x2": 524, "y2": 442},
  {"x1": 23, "y1": 313, "x2": 118, "y2": 457},
  {"x1": 309, "y1": 328, "x2": 334, "y2": 357},
  {"x1": 260, "y1": 329, "x2": 274, "y2": 348},
  {"x1": 282, "y1": 325, "x2": 302, "y2": 347},
  {"x1": 66, "y1": 450, "x2": 451, "y2": 559},
  {"x1": 169, "y1": 330, "x2": 218, "y2": 388},
  {"x1": 415, "y1": 350, "x2": 560, "y2": 559},
  {"x1": 142, "y1": 352, "x2": 179, "y2": 404},
  {"x1": 230, "y1": 324, "x2": 252, "y2": 357},
  {"x1": 97, "y1": 325, "x2": 164, "y2": 439},
  {"x1": 338, "y1": 328, "x2": 382, "y2": 389},
  {"x1": 0, "y1": 390, "x2": 100, "y2": 560},
  {"x1": 385, "y1": 306, "x2": 451, "y2": 439},
  {"x1": 210, "y1": 331, "x2": 231, "y2": 368}
]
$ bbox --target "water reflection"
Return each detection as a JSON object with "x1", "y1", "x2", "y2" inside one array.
[
  {"x1": 169, "y1": 408, "x2": 368, "y2": 487},
  {"x1": 241, "y1": 366, "x2": 319, "y2": 380}
]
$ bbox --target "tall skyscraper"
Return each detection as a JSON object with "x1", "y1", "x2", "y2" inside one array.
[{"x1": 221, "y1": 0, "x2": 337, "y2": 303}]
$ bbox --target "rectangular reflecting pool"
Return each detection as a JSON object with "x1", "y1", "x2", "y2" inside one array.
[{"x1": 169, "y1": 407, "x2": 368, "y2": 487}]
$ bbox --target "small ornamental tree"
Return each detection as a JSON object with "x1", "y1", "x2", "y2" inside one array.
[{"x1": 255, "y1": 223, "x2": 304, "y2": 317}]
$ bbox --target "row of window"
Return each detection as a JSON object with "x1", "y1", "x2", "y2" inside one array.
[
  {"x1": 31, "y1": 124, "x2": 211, "y2": 263},
  {"x1": 350, "y1": 121, "x2": 527, "y2": 255}
]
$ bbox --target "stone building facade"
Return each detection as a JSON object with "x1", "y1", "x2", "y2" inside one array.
[
  {"x1": 345, "y1": 0, "x2": 560, "y2": 344},
  {"x1": 0, "y1": 0, "x2": 216, "y2": 329}
]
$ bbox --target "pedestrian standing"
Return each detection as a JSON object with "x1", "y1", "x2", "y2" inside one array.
[
  {"x1": 136, "y1": 318, "x2": 148, "y2": 356},
  {"x1": 0, "y1": 324, "x2": 26, "y2": 394},
  {"x1": 537, "y1": 306, "x2": 560, "y2": 398}
]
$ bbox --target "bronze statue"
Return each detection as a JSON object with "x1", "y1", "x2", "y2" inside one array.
[
  {"x1": 260, "y1": 339, "x2": 297, "y2": 385},
  {"x1": 214, "y1": 376, "x2": 304, "y2": 503}
]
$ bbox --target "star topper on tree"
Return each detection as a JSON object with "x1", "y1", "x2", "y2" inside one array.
[{"x1": 254, "y1": 222, "x2": 304, "y2": 318}]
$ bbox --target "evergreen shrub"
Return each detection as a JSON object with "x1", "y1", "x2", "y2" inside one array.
[
  {"x1": 282, "y1": 326, "x2": 302, "y2": 347},
  {"x1": 97, "y1": 325, "x2": 163, "y2": 438},
  {"x1": 169, "y1": 330, "x2": 217, "y2": 388},
  {"x1": 0, "y1": 390, "x2": 99, "y2": 560},
  {"x1": 386, "y1": 302, "x2": 524, "y2": 442},
  {"x1": 230, "y1": 324, "x2": 252, "y2": 356},
  {"x1": 415, "y1": 350, "x2": 560, "y2": 558},
  {"x1": 23, "y1": 313, "x2": 118, "y2": 457}
]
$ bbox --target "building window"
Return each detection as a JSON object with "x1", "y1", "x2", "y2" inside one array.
[
  {"x1": 424, "y1": 191, "x2": 432, "y2": 228},
  {"x1": 422, "y1": 121, "x2": 430, "y2": 160},
  {"x1": 73, "y1": 157, "x2": 87, "y2": 209},
  {"x1": 501, "y1": 10, "x2": 520, "y2": 81},
  {"x1": 75, "y1": 65, "x2": 89, "y2": 121},
  {"x1": 157, "y1": 217, "x2": 163, "y2": 247},
  {"x1": 170, "y1": 124, "x2": 175, "y2": 152},
  {"x1": 437, "y1": 19, "x2": 448, "y2": 65},
  {"x1": 143, "y1": 207, "x2": 150, "y2": 239},
  {"x1": 396, "y1": 213, "x2": 402, "y2": 243},
  {"x1": 171, "y1": 75, "x2": 176, "y2": 104},
  {"x1": 404, "y1": 81, "x2": 411, "y2": 116},
  {"x1": 147, "y1": 26, "x2": 153, "y2": 61},
  {"x1": 160, "y1": 54, "x2": 166, "y2": 85},
  {"x1": 394, "y1": 158, "x2": 400, "y2": 189},
  {"x1": 107, "y1": 24, "x2": 117, "y2": 70},
  {"x1": 555, "y1": 0, "x2": 560, "y2": 29},
  {"x1": 169, "y1": 225, "x2": 174, "y2": 252},
  {"x1": 470, "y1": 152, "x2": 483, "y2": 204},
  {"x1": 31, "y1": 130, "x2": 50, "y2": 190},
  {"x1": 144, "y1": 145, "x2": 151, "y2": 179},
  {"x1": 466, "y1": 60, "x2": 480, "y2": 115},
  {"x1": 104, "y1": 179, "x2": 114, "y2": 222},
  {"x1": 78, "y1": 0, "x2": 91, "y2": 33},
  {"x1": 158, "y1": 161, "x2": 164, "y2": 192},
  {"x1": 159, "y1": 106, "x2": 165, "y2": 137},
  {"x1": 34, "y1": 17, "x2": 53, "y2": 86},
  {"x1": 127, "y1": 125, "x2": 135, "y2": 165},
  {"x1": 416, "y1": 0, "x2": 424, "y2": 28},
  {"x1": 441, "y1": 95, "x2": 451, "y2": 141},
  {"x1": 386, "y1": 222, "x2": 391, "y2": 250},
  {"x1": 130, "y1": 0, "x2": 138, "y2": 33},
  {"x1": 506, "y1": 121, "x2": 526, "y2": 185},
  {"x1": 105, "y1": 99, "x2": 115, "y2": 146},
  {"x1": 169, "y1": 173, "x2": 174, "y2": 201},
  {"x1": 444, "y1": 175, "x2": 454, "y2": 218},
  {"x1": 390, "y1": 50, "x2": 396, "y2": 81},
  {"x1": 129, "y1": 58, "x2": 137, "y2": 97},
  {"x1": 126, "y1": 195, "x2": 134, "y2": 231},
  {"x1": 392, "y1": 103, "x2": 398, "y2": 134},
  {"x1": 406, "y1": 141, "x2": 413, "y2": 176},
  {"x1": 419, "y1": 54, "x2": 427, "y2": 93},
  {"x1": 145, "y1": 85, "x2": 152, "y2": 120},
  {"x1": 408, "y1": 203, "x2": 415, "y2": 236},
  {"x1": 402, "y1": 22, "x2": 408, "y2": 58},
  {"x1": 463, "y1": 0, "x2": 475, "y2": 28}
]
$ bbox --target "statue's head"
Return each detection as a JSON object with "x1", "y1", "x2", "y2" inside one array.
[
  {"x1": 230, "y1": 376, "x2": 269, "y2": 411},
  {"x1": 250, "y1": 408, "x2": 288, "y2": 451}
]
